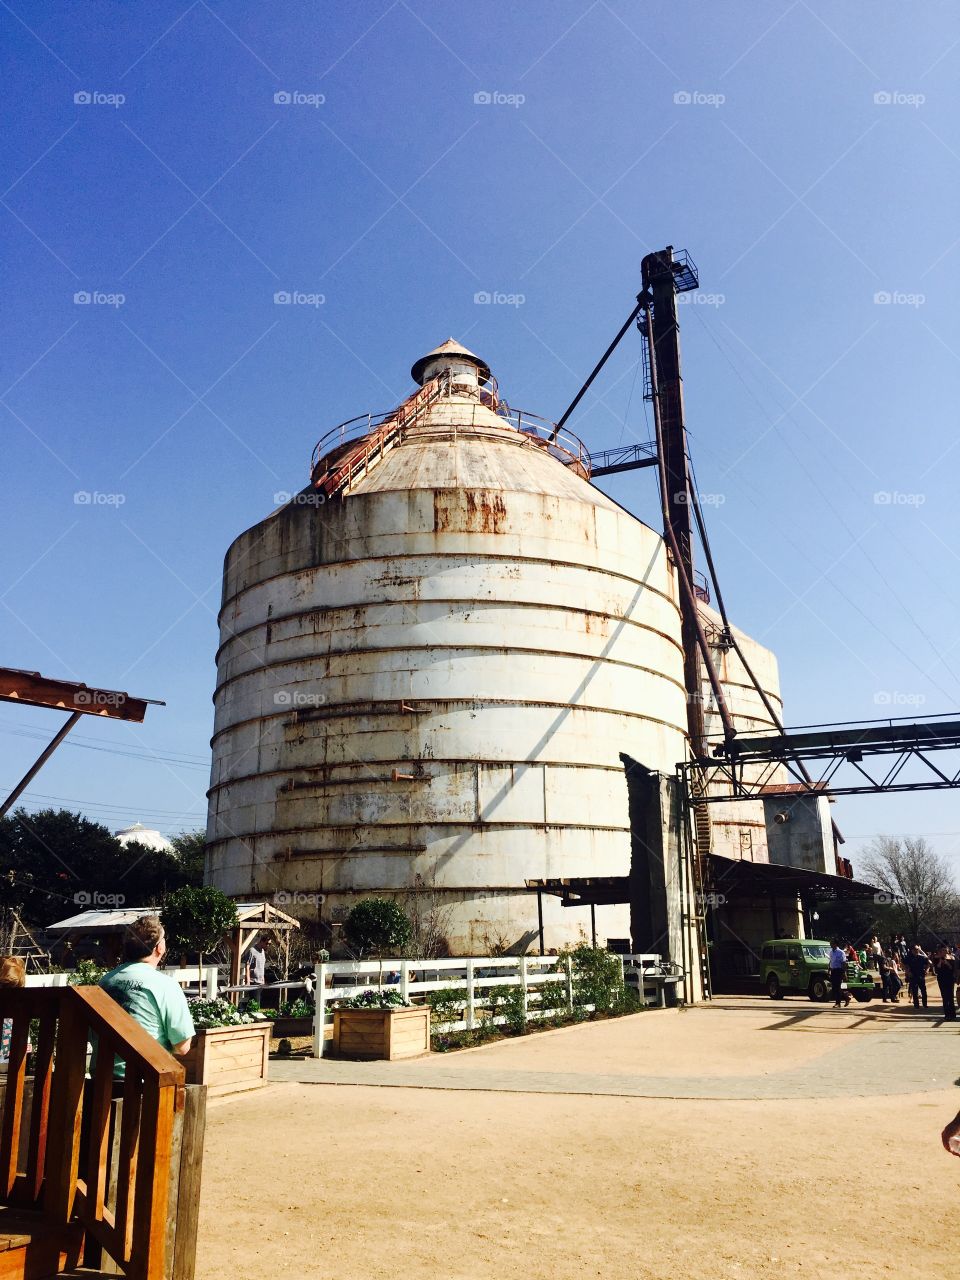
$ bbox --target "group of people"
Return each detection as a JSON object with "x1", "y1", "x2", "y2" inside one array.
[{"x1": 827, "y1": 934, "x2": 958, "y2": 1018}]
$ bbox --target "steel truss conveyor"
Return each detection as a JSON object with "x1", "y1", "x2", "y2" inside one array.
[{"x1": 681, "y1": 715, "x2": 960, "y2": 801}]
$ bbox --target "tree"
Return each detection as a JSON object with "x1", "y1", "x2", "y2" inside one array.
[
  {"x1": 0, "y1": 808, "x2": 201, "y2": 935},
  {"x1": 121, "y1": 841, "x2": 192, "y2": 905},
  {"x1": 161, "y1": 885, "x2": 238, "y2": 986},
  {"x1": 0, "y1": 808, "x2": 126, "y2": 929},
  {"x1": 344, "y1": 898, "x2": 411, "y2": 985},
  {"x1": 861, "y1": 836, "x2": 959, "y2": 943},
  {"x1": 169, "y1": 830, "x2": 206, "y2": 886},
  {"x1": 405, "y1": 877, "x2": 453, "y2": 959}
]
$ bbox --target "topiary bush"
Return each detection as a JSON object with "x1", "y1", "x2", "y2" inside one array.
[
  {"x1": 343, "y1": 897, "x2": 412, "y2": 958},
  {"x1": 161, "y1": 885, "x2": 238, "y2": 987},
  {"x1": 343, "y1": 897, "x2": 412, "y2": 986}
]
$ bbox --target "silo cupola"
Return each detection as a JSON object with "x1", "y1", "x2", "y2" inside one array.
[{"x1": 410, "y1": 337, "x2": 491, "y2": 391}]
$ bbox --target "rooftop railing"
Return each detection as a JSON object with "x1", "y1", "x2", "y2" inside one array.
[{"x1": 309, "y1": 374, "x2": 591, "y2": 492}]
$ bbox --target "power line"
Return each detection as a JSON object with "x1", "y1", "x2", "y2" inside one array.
[
  {"x1": 0, "y1": 715, "x2": 208, "y2": 756},
  {"x1": 0, "y1": 724, "x2": 209, "y2": 770},
  {"x1": 5, "y1": 788, "x2": 207, "y2": 819}
]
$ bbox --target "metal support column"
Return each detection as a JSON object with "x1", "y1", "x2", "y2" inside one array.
[
  {"x1": 0, "y1": 711, "x2": 82, "y2": 818},
  {"x1": 643, "y1": 246, "x2": 706, "y2": 758}
]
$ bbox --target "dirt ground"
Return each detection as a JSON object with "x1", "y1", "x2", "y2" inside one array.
[{"x1": 198, "y1": 1004, "x2": 957, "y2": 1279}]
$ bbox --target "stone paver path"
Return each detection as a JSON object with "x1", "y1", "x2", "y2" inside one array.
[{"x1": 270, "y1": 999, "x2": 960, "y2": 1100}]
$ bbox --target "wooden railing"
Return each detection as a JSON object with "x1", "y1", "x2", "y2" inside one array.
[{"x1": 0, "y1": 984, "x2": 194, "y2": 1280}]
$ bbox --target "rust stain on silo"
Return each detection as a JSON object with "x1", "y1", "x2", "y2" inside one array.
[{"x1": 465, "y1": 490, "x2": 507, "y2": 532}]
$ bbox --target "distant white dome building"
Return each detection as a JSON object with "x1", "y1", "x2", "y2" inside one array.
[{"x1": 115, "y1": 823, "x2": 173, "y2": 853}]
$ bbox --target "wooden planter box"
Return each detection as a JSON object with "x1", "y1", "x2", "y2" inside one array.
[
  {"x1": 332, "y1": 1006, "x2": 430, "y2": 1060},
  {"x1": 181, "y1": 1021, "x2": 271, "y2": 1097}
]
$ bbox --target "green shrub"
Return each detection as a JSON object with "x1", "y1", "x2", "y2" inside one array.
[
  {"x1": 473, "y1": 1017, "x2": 499, "y2": 1043},
  {"x1": 612, "y1": 985, "x2": 643, "y2": 1016},
  {"x1": 489, "y1": 983, "x2": 526, "y2": 1034},
  {"x1": 535, "y1": 977, "x2": 569, "y2": 1023},
  {"x1": 337, "y1": 989, "x2": 408, "y2": 1010},
  {"x1": 188, "y1": 997, "x2": 258, "y2": 1029},
  {"x1": 69, "y1": 959, "x2": 108, "y2": 986},
  {"x1": 562, "y1": 944, "x2": 624, "y2": 1012},
  {"x1": 432, "y1": 1029, "x2": 470, "y2": 1052},
  {"x1": 278, "y1": 996, "x2": 313, "y2": 1019},
  {"x1": 161, "y1": 886, "x2": 238, "y2": 988},
  {"x1": 427, "y1": 986, "x2": 466, "y2": 1028}
]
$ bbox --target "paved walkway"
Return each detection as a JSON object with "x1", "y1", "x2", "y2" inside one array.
[{"x1": 270, "y1": 999, "x2": 960, "y2": 1101}]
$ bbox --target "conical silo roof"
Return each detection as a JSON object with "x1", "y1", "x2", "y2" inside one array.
[{"x1": 345, "y1": 414, "x2": 620, "y2": 510}]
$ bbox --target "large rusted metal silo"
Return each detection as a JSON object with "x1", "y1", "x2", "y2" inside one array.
[{"x1": 206, "y1": 340, "x2": 688, "y2": 952}]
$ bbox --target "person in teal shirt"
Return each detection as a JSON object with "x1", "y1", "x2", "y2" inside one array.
[{"x1": 99, "y1": 915, "x2": 195, "y2": 1077}]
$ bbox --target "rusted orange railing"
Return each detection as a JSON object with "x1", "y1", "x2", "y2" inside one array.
[
  {"x1": 309, "y1": 371, "x2": 592, "y2": 494},
  {"x1": 0, "y1": 984, "x2": 185, "y2": 1280},
  {"x1": 310, "y1": 370, "x2": 454, "y2": 496}
]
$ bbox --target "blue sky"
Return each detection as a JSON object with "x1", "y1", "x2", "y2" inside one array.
[{"x1": 2, "y1": 1, "x2": 959, "y2": 872}]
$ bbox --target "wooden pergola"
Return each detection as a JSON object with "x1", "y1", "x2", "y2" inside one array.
[
  {"x1": 47, "y1": 902, "x2": 302, "y2": 995},
  {"x1": 227, "y1": 901, "x2": 301, "y2": 998}
]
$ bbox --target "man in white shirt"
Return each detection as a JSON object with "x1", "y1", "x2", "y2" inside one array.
[
  {"x1": 828, "y1": 940, "x2": 851, "y2": 1007},
  {"x1": 245, "y1": 936, "x2": 268, "y2": 990}
]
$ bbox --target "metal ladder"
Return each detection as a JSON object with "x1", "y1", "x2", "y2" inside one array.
[{"x1": 316, "y1": 370, "x2": 452, "y2": 498}]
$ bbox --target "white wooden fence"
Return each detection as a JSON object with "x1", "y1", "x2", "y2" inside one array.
[
  {"x1": 23, "y1": 965, "x2": 220, "y2": 996},
  {"x1": 167, "y1": 965, "x2": 219, "y2": 998},
  {"x1": 312, "y1": 953, "x2": 677, "y2": 1057}
]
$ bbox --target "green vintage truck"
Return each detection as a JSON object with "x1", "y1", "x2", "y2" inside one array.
[{"x1": 760, "y1": 938, "x2": 875, "y2": 1002}]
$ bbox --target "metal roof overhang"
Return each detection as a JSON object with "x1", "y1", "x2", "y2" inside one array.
[
  {"x1": 527, "y1": 857, "x2": 880, "y2": 907},
  {"x1": 47, "y1": 901, "x2": 302, "y2": 933},
  {"x1": 526, "y1": 876, "x2": 631, "y2": 907},
  {"x1": 0, "y1": 668, "x2": 161, "y2": 722},
  {"x1": 46, "y1": 908, "x2": 160, "y2": 932},
  {"x1": 707, "y1": 854, "x2": 879, "y2": 901}
]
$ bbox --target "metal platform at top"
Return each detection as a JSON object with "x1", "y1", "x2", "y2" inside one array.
[{"x1": 641, "y1": 246, "x2": 700, "y2": 294}]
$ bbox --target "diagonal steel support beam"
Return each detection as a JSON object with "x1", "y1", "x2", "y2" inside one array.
[{"x1": 1, "y1": 711, "x2": 83, "y2": 819}]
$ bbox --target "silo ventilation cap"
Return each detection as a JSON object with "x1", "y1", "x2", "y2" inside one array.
[{"x1": 410, "y1": 338, "x2": 491, "y2": 387}]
